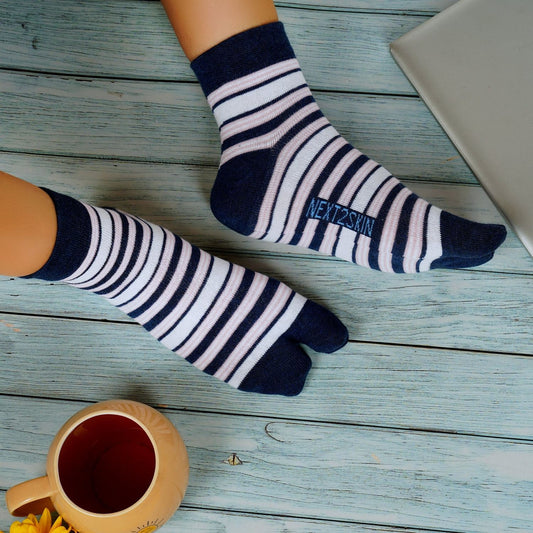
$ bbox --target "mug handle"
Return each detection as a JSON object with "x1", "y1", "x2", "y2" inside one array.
[{"x1": 6, "y1": 476, "x2": 56, "y2": 517}]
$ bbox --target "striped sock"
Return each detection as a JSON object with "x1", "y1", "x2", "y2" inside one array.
[
  {"x1": 26, "y1": 188, "x2": 347, "y2": 396},
  {"x1": 191, "y1": 22, "x2": 507, "y2": 273}
]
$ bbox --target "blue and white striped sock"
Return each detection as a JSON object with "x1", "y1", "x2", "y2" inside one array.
[
  {"x1": 26, "y1": 188, "x2": 347, "y2": 396},
  {"x1": 191, "y1": 22, "x2": 507, "y2": 273}
]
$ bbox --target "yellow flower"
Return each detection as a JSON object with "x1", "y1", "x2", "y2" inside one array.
[{"x1": 7, "y1": 509, "x2": 75, "y2": 533}]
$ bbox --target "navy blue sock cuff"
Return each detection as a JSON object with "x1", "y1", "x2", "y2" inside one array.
[
  {"x1": 24, "y1": 188, "x2": 92, "y2": 281},
  {"x1": 191, "y1": 21, "x2": 296, "y2": 97}
]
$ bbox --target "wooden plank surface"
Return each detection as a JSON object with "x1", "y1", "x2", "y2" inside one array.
[
  {"x1": 1, "y1": 397, "x2": 532, "y2": 533},
  {"x1": 0, "y1": 313, "x2": 531, "y2": 440},
  {"x1": 0, "y1": 499, "x2": 427, "y2": 533},
  {"x1": 1, "y1": 1, "x2": 532, "y2": 532},
  {"x1": 0, "y1": 70, "x2": 477, "y2": 184},
  {"x1": 0, "y1": 0, "x2": 428, "y2": 94}
]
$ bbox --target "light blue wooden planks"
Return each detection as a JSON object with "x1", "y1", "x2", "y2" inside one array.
[
  {"x1": 1, "y1": 396, "x2": 532, "y2": 533},
  {"x1": 0, "y1": 70, "x2": 486, "y2": 184},
  {"x1": 0, "y1": 313, "x2": 531, "y2": 439},
  {"x1": 0, "y1": 497, "x2": 427, "y2": 533},
  {"x1": 0, "y1": 0, "x2": 428, "y2": 94}
]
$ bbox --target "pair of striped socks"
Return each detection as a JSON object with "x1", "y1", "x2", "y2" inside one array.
[{"x1": 27, "y1": 23, "x2": 505, "y2": 395}]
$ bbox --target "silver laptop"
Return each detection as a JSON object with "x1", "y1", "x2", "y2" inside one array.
[{"x1": 390, "y1": 0, "x2": 533, "y2": 257}]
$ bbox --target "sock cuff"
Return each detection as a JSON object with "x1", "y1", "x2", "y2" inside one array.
[
  {"x1": 24, "y1": 188, "x2": 92, "y2": 281},
  {"x1": 191, "y1": 21, "x2": 296, "y2": 96}
]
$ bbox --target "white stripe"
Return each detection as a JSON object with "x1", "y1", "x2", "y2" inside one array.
[
  {"x1": 213, "y1": 71, "x2": 307, "y2": 126},
  {"x1": 119, "y1": 230, "x2": 176, "y2": 315},
  {"x1": 107, "y1": 222, "x2": 166, "y2": 307},
  {"x1": 68, "y1": 207, "x2": 114, "y2": 286},
  {"x1": 130, "y1": 238, "x2": 192, "y2": 325},
  {"x1": 266, "y1": 125, "x2": 339, "y2": 242},
  {"x1": 214, "y1": 284, "x2": 294, "y2": 381},
  {"x1": 73, "y1": 210, "x2": 123, "y2": 289},
  {"x1": 418, "y1": 206, "x2": 443, "y2": 272},
  {"x1": 157, "y1": 257, "x2": 231, "y2": 351},
  {"x1": 103, "y1": 217, "x2": 152, "y2": 301},
  {"x1": 208, "y1": 59, "x2": 300, "y2": 107},
  {"x1": 90, "y1": 215, "x2": 137, "y2": 294},
  {"x1": 193, "y1": 273, "x2": 268, "y2": 371},
  {"x1": 227, "y1": 293, "x2": 307, "y2": 388}
]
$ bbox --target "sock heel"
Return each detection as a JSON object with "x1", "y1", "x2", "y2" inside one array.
[{"x1": 211, "y1": 149, "x2": 273, "y2": 236}]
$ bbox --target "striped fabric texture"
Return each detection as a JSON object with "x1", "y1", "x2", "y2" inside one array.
[
  {"x1": 28, "y1": 189, "x2": 347, "y2": 396},
  {"x1": 192, "y1": 22, "x2": 506, "y2": 273}
]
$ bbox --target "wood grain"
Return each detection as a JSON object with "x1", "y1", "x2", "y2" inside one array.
[
  {"x1": 0, "y1": 0, "x2": 430, "y2": 94},
  {"x1": 1, "y1": 397, "x2": 531, "y2": 533},
  {"x1": 0, "y1": 314, "x2": 531, "y2": 439}
]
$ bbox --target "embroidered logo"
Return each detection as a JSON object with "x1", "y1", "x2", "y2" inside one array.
[{"x1": 306, "y1": 197, "x2": 376, "y2": 238}]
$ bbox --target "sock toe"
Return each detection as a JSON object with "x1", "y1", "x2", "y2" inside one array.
[
  {"x1": 238, "y1": 338, "x2": 312, "y2": 396},
  {"x1": 287, "y1": 300, "x2": 349, "y2": 353},
  {"x1": 440, "y1": 211, "x2": 507, "y2": 260}
]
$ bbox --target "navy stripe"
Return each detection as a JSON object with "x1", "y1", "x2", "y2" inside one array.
[
  {"x1": 220, "y1": 93, "x2": 314, "y2": 150},
  {"x1": 391, "y1": 192, "x2": 418, "y2": 273},
  {"x1": 287, "y1": 143, "x2": 354, "y2": 246},
  {"x1": 173, "y1": 263, "x2": 234, "y2": 352},
  {"x1": 367, "y1": 182, "x2": 404, "y2": 270},
  {"x1": 191, "y1": 22, "x2": 295, "y2": 97},
  {"x1": 275, "y1": 134, "x2": 342, "y2": 243},
  {"x1": 212, "y1": 68, "x2": 302, "y2": 112},
  {"x1": 225, "y1": 291, "x2": 297, "y2": 383},
  {"x1": 128, "y1": 234, "x2": 184, "y2": 319},
  {"x1": 185, "y1": 268, "x2": 256, "y2": 364},
  {"x1": 258, "y1": 119, "x2": 330, "y2": 239},
  {"x1": 416, "y1": 204, "x2": 432, "y2": 272},
  {"x1": 203, "y1": 277, "x2": 280, "y2": 376},
  {"x1": 86, "y1": 210, "x2": 130, "y2": 292},
  {"x1": 95, "y1": 216, "x2": 145, "y2": 297},
  {"x1": 118, "y1": 228, "x2": 168, "y2": 311},
  {"x1": 146, "y1": 244, "x2": 200, "y2": 334}
]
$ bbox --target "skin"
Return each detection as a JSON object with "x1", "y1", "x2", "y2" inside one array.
[
  {"x1": 0, "y1": 171, "x2": 57, "y2": 276},
  {"x1": 0, "y1": 0, "x2": 278, "y2": 275},
  {"x1": 160, "y1": 0, "x2": 278, "y2": 60}
]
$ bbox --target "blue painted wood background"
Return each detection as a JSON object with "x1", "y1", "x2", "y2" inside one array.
[{"x1": 0, "y1": 1, "x2": 532, "y2": 532}]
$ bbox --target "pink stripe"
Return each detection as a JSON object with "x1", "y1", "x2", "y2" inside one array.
[
  {"x1": 220, "y1": 102, "x2": 320, "y2": 165},
  {"x1": 178, "y1": 265, "x2": 246, "y2": 358},
  {"x1": 403, "y1": 198, "x2": 428, "y2": 273},
  {"x1": 194, "y1": 273, "x2": 269, "y2": 371},
  {"x1": 250, "y1": 116, "x2": 330, "y2": 238},
  {"x1": 72, "y1": 209, "x2": 123, "y2": 288},
  {"x1": 214, "y1": 284, "x2": 293, "y2": 381},
  {"x1": 119, "y1": 230, "x2": 176, "y2": 315},
  {"x1": 279, "y1": 139, "x2": 351, "y2": 244},
  {"x1": 90, "y1": 215, "x2": 137, "y2": 294},
  {"x1": 355, "y1": 236, "x2": 371, "y2": 268},
  {"x1": 104, "y1": 218, "x2": 152, "y2": 301},
  {"x1": 352, "y1": 179, "x2": 398, "y2": 268},
  {"x1": 377, "y1": 187, "x2": 411, "y2": 273},
  {"x1": 208, "y1": 59, "x2": 300, "y2": 108},
  {"x1": 155, "y1": 248, "x2": 212, "y2": 341},
  {"x1": 220, "y1": 86, "x2": 312, "y2": 143}
]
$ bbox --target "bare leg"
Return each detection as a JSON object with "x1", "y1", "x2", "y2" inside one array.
[
  {"x1": 160, "y1": 0, "x2": 278, "y2": 60},
  {"x1": 0, "y1": 171, "x2": 57, "y2": 277}
]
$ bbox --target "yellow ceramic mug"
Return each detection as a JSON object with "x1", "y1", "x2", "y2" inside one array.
[{"x1": 6, "y1": 399, "x2": 189, "y2": 533}]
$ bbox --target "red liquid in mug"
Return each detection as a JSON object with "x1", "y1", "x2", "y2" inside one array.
[{"x1": 58, "y1": 414, "x2": 156, "y2": 514}]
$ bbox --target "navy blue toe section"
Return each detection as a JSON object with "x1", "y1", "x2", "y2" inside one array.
[
  {"x1": 439, "y1": 211, "x2": 507, "y2": 264},
  {"x1": 285, "y1": 300, "x2": 349, "y2": 353},
  {"x1": 238, "y1": 338, "x2": 312, "y2": 396}
]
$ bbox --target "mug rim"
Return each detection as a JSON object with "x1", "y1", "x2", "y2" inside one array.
[{"x1": 52, "y1": 410, "x2": 160, "y2": 517}]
